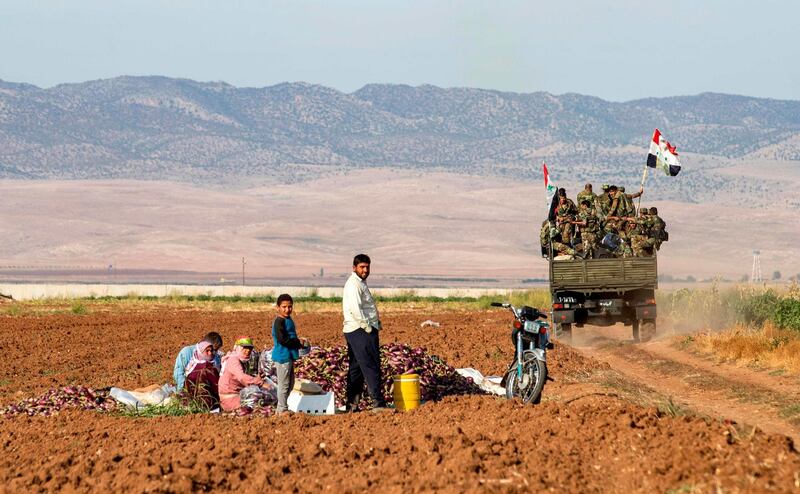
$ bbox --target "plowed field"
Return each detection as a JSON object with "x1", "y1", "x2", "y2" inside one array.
[{"x1": 2, "y1": 308, "x2": 799, "y2": 492}]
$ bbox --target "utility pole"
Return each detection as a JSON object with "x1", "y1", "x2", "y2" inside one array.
[{"x1": 242, "y1": 257, "x2": 246, "y2": 286}]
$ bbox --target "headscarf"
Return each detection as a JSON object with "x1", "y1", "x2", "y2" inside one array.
[{"x1": 185, "y1": 340, "x2": 214, "y2": 376}]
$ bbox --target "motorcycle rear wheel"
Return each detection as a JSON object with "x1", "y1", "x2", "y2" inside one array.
[{"x1": 505, "y1": 352, "x2": 547, "y2": 404}]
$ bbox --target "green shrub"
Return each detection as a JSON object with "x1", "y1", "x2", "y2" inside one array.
[
  {"x1": 774, "y1": 298, "x2": 800, "y2": 332},
  {"x1": 735, "y1": 289, "x2": 780, "y2": 327}
]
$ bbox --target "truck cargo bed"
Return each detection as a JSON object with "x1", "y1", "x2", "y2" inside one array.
[{"x1": 550, "y1": 257, "x2": 658, "y2": 292}]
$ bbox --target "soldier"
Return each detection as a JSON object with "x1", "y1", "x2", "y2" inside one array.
[
  {"x1": 540, "y1": 220, "x2": 576, "y2": 258},
  {"x1": 612, "y1": 186, "x2": 644, "y2": 219},
  {"x1": 648, "y1": 207, "x2": 668, "y2": 251},
  {"x1": 576, "y1": 183, "x2": 597, "y2": 211},
  {"x1": 618, "y1": 186, "x2": 634, "y2": 217},
  {"x1": 616, "y1": 220, "x2": 636, "y2": 258},
  {"x1": 596, "y1": 184, "x2": 613, "y2": 219},
  {"x1": 627, "y1": 208, "x2": 653, "y2": 257},
  {"x1": 555, "y1": 188, "x2": 577, "y2": 244},
  {"x1": 571, "y1": 200, "x2": 601, "y2": 259}
]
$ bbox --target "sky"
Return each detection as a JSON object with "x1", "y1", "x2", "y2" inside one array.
[{"x1": 0, "y1": 0, "x2": 798, "y2": 102}]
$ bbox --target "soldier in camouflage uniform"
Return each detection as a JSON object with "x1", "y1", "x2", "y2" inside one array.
[
  {"x1": 648, "y1": 207, "x2": 668, "y2": 251},
  {"x1": 571, "y1": 200, "x2": 600, "y2": 259},
  {"x1": 599, "y1": 214, "x2": 628, "y2": 258},
  {"x1": 596, "y1": 184, "x2": 613, "y2": 220},
  {"x1": 555, "y1": 189, "x2": 577, "y2": 245},
  {"x1": 616, "y1": 220, "x2": 635, "y2": 258},
  {"x1": 610, "y1": 186, "x2": 643, "y2": 219},
  {"x1": 627, "y1": 208, "x2": 653, "y2": 257},
  {"x1": 618, "y1": 186, "x2": 636, "y2": 217},
  {"x1": 576, "y1": 184, "x2": 597, "y2": 212},
  {"x1": 540, "y1": 220, "x2": 575, "y2": 258}
]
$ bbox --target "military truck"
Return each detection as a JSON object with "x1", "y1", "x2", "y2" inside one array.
[{"x1": 549, "y1": 256, "x2": 658, "y2": 341}]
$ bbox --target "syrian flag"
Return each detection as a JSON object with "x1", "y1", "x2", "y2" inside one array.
[
  {"x1": 543, "y1": 162, "x2": 558, "y2": 221},
  {"x1": 647, "y1": 129, "x2": 681, "y2": 176}
]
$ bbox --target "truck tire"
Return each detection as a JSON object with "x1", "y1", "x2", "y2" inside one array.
[
  {"x1": 632, "y1": 319, "x2": 640, "y2": 342},
  {"x1": 640, "y1": 319, "x2": 656, "y2": 342},
  {"x1": 558, "y1": 323, "x2": 572, "y2": 343}
]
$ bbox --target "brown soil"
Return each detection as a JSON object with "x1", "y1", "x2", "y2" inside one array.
[
  {"x1": 572, "y1": 324, "x2": 800, "y2": 443},
  {"x1": 2, "y1": 309, "x2": 800, "y2": 492}
]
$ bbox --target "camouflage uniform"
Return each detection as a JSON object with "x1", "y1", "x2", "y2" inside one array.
[
  {"x1": 596, "y1": 190, "x2": 613, "y2": 219},
  {"x1": 607, "y1": 191, "x2": 625, "y2": 219},
  {"x1": 576, "y1": 186, "x2": 597, "y2": 212},
  {"x1": 556, "y1": 198, "x2": 577, "y2": 244},
  {"x1": 616, "y1": 223, "x2": 635, "y2": 258},
  {"x1": 648, "y1": 209, "x2": 668, "y2": 251},
  {"x1": 630, "y1": 211, "x2": 653, "y2": 257},
  {"x1": 618, "y1": 187, "x2": 636, "y2": 218},
  {"x1": 540, "y1": 222, "x2": 575, "y2": 257},
  {"x1": 577, "y1": 208, "x2": 600, "y2": 259}
]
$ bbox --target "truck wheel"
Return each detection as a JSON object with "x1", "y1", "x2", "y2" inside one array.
[
  {"x1": 558, "y1": 323, "x2": 572, "y2": 343},
  {"x1": 640, "y1": 320, "x2": 656, "y2": 342},
  {"x1": 632, "y1": 319, "x2": 640, "y2": 342}
]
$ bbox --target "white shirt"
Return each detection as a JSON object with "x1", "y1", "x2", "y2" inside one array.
[{"x1": 342, "y1": 272, "x2": 381, "y2": 333}]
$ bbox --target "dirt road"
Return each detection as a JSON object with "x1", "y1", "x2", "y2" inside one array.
[{"x1": 570, "y1": 324, "x2": 800, "y2": 444}]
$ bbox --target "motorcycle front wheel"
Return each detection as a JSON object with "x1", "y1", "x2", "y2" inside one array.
[{"x1": 505, "y1": 352, "x2": 547, "y2": 404}]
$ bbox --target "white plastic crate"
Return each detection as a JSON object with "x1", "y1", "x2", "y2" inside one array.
[{"x1": 287, "y1": 390, "x2": 335, "y2": 415}]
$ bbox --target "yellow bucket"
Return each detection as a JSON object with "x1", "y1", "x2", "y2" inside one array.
[{"x1": 393, "y1": 374, "x2": 420, "y2": 411}]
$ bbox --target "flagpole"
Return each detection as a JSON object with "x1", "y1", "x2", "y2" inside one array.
[{"x1": 637, "y1": 163, "x2": 648, "y2": 213}]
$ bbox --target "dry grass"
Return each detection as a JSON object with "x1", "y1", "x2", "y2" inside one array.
[{"x1": 689, "y1": 321, "x2": 800, "y2": 375}]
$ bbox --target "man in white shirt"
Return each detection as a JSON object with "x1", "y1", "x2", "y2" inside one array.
[{"x1": 342, "y1": 253, "x2": 387, "y2": 411}]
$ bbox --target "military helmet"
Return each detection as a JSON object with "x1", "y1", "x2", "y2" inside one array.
[
  {"x1": 649, "y1": 206, "x2": 658, "y2": 214},
  {"x1": 601, "y1": 183, "x2": 610, "y2": 190},
  {"x1": 639, "y1": 207, "x2": 649, "y2": 215},
  {"x1": 619, "y1": 186, "x2": 626, "y2": 192}
]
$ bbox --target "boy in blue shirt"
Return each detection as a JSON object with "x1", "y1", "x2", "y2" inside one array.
[{"x1": 271, "y1": 294, "x2": 307, "y2": 414}]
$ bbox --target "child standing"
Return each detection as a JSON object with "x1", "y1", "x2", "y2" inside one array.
[{"x1": 271, "y1": 293, "x2": 306, "y2": 414}]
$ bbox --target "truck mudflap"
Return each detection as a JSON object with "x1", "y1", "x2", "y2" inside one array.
[
  {"x1": 553, "y1": 310, "x2": 575, "y2": 324},
  {"x1": 635, "y1": 304, "x2": 657, "y2": 320}
]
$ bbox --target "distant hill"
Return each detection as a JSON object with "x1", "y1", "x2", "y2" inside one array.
[{"x1": 1, "y1": 76, "x2": 799, "y2": 195}]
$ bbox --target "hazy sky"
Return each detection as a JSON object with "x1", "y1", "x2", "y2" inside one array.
[{"x1": 1, "y1": 0, "x2": 798, "y2": 101}]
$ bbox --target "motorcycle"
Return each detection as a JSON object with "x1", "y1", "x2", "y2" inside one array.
[{"x1": 491, "y1": 302, "x2": 552, "y2": 404}]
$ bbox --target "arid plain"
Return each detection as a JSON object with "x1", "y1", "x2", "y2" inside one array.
[{"x1": 1, "y1": 160, "x2": 799, "y2": 285}]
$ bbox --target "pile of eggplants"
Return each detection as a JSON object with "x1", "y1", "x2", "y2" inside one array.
[
  {"x1": 295, "y1": 342, "x2": 482, "y2": 407},
  {"x1": 1, "y1": 386, "x2": 116, "y2": 417}
]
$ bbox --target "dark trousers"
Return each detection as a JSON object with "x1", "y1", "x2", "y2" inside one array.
[{"x1": 345, "y1": 328, "x2": 385, "y2": 407}]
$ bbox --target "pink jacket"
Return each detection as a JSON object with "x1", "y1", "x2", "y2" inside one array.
[{"x1": 218, "y1": 354, "x2": 261, "y2": 411}]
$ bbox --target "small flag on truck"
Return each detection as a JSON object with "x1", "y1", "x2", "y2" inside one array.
[{"x1": 543, "y1": 162, "x2": 558, "y2": 221}]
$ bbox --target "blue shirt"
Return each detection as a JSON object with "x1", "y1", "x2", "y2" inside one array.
[
  {"x1": 271, "y1": 317, "x2": 301, "y2": 364},
  {"x1": 173, "y1": 345, "x2": 221, "y2": 390}
]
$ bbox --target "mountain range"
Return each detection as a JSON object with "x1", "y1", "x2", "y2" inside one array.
[{"x1": 2, "y1": 76, "x2": 800, "y2": 193}]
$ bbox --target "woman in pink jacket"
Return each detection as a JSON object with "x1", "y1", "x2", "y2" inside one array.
[{"x1": 219, "y1": 337, "x2": 265, "y2": 411}]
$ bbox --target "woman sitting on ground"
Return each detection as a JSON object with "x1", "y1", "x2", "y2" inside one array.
[
  {"x1": 184, "y1": 340, "x2": 221, "y2": 410},
  {"x1": 219, "y1": 337, "x2": 271, "y2": 411}
]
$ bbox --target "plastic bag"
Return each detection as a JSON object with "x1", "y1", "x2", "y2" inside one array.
[
  {"x1": 259, "y1": 348, "x2": 275, "y2": 378},
  {"x1": 239, "y1": 384, "x2": 276, "y2": 408}
]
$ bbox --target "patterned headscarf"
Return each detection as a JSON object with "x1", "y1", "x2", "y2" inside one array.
[{"x1": 185, "y1": 340, "x2": 213, "y2": 375}]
